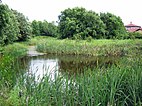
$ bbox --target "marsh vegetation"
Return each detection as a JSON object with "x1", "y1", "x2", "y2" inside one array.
[
  {"x1": 0, "y1": 37, "x2": 142, "y2": 106},
  {"x1": 0, "y1": 3, "x2": 142, "y2": 106}
]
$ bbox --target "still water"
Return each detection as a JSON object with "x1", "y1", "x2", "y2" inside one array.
[{"x1": 19, "y1": 54, "x2": 120, "y2": 82}]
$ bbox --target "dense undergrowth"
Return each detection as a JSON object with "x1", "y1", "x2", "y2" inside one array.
[{"x1": 0, "y1": 43, "x2": 28, "y2": 105}]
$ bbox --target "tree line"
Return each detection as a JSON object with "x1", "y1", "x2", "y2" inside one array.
[
  {"x1": 0, "y1": 4, "x2": 141, "y2": 45},
  {"x1": 0, "y1": 4, "x2": 32, "y2": 45}
]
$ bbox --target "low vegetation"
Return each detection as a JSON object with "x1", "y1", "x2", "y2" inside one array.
[
  {"x1": 35, "y1": 36, "x2": 142, "y2": 57},
  {"x1": 0, "y1": 57, "x2": 141, "y2": 106},
  {"x1": 0, "y1": 37, "x2": 142, "y2": 105},
  {"x1": 2, "y1": 43, "x2": 27, "y2": 57}
]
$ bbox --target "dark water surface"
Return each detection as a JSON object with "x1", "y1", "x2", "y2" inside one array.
[{"x1": 18, "y1": 54, "x2": 121, "y2": 82}]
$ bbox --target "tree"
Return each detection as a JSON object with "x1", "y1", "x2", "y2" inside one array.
[
  {"x1": 31, "y1": 20, "x2": 40, "y2": 36},
  {"x1": 58, "y1": 7, "x2": 106, "y2": 39},
  {"x1": 0, "y1": 4, "x2": 19, "y2": 45},
  {"x1": 31, "y1": 20, "x2": 57, "y2": 37},
  {"x1": 46, "y1": 21, "x2": 58, "y2": 37},
  {"x1": 100, "y1": 12, "x2": 127, "y2": 39},
  {"x1": 12, "y1": 10, "x2": 32, "y2": 41}
]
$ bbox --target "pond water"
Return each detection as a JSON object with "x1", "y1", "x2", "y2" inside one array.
[{"x1": 19, "y1": 54, "x2": 121, "y2": 82}]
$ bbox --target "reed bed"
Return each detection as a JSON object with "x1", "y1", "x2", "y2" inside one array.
[
  {"x1": 35, "y1": 37, "x2": 142, "y2": 56},
  {"x1": 1, "y1": 57, "x2": 141, "y2": 106},
  {"x1": 0, "y1": 37, "x2": 142, "y2": 105}
]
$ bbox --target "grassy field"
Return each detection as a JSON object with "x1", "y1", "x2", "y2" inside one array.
[
  {"x1": 0, "y1": 36, "x2": 142, "y2": 105},
  {"x1": 28, "y1": 36, "x2": 142, "y2": 57}
]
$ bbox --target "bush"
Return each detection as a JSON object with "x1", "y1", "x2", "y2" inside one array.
[
  {"x1": 3, "y1": 43, "x2": 27, "y2": 58},
  {"x1": 127, "y1": 32, "x2": 142, "y2": 39}
]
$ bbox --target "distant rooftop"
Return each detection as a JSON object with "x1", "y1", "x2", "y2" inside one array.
[
  {"x1": 125, "y1": 22, "x2": 141, "y2": 32},
  {"x1": 125, "y1": 22, "x2": 141, "y2": 27}
]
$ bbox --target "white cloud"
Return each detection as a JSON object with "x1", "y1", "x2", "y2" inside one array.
[{"x1": 2, "y1": 0, "x2": 142, "y2": 26}]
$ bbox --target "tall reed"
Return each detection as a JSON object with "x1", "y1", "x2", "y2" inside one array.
[
  {"x1": 36, "y1": 37, "x2": 142, "y2": 56},
  {"x1": 5, "y1": 57, "x2": 142, "y2": 106}
]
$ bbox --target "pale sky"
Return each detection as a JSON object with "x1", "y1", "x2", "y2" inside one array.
[{"x1": 2, "y1": 0, "x2": 142, "y2": 26}]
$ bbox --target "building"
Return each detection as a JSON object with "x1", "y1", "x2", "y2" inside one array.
[{"x1": 125, "y1": 22, "x2": 141, "y2": 32}]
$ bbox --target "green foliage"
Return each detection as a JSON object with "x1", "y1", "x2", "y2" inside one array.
[
  {"x1": 0, "y1": 4, "x2": 32, "y2": 45},
  {"x1": 0, "y1": 4, "x2": 19, "y2": 45},
  {"x1": 86, "y1": 36, "x2": 93, "y2": 42},
  {"x1": 128, "y1": 32, "x2": 142, "y2": 39},
  {"x1": 3, "y1": 43, "x2": 27, "y2": 58},
  {"x1": 31, "y1": 20, "x2": 57, "y2": 37},
  {"x1": 58, "y1": 7, "x2": 106, "y2": 39},
  {"x1": 31, "y1": 20, "x2": 40, "y2": 36},
  {"x1": 35, "y1": 37, "x2": 142, "y2": 56},
  {"x1": 0, "y1": 43, "x2": 27, "y2": 95},
  {"x1": 0, "y1": 56, "x2": 15, "y2": 87},
  {"x1": 1, "y1": 57, "x2": 142, "y2": 105},
  {"x1": 100, "y1": 12, "x2": 127, "y2": 39},
  {"x1": 12, "y1": 10, "x2": 32, "y2": 41}
]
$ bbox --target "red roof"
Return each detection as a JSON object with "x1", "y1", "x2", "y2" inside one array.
[
  {"x1": 125, "y1": 22, "x2": 141, "y2": 32},
  {"x1": 127, "y1": 29, "x2": 137, "y2": 32},
  {"x1": 125, "y1": 22, "x2": 141, "y2": 27}
]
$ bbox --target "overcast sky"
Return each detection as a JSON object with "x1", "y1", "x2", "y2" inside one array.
[{"x1": 2, "y1": 0, "x2": 142, "y2": 26}]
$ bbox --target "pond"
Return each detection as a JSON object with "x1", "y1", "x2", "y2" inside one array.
[{"x1": 19, "y1": 54, "x2": 121, "y2": 82}]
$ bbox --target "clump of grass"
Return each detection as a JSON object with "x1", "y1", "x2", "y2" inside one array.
[
  {"x1": 26, "y1": 36, "x2": 49, "y2": 46},
  {"x1": 2, "y1": 43, "x2": 28, "y2": 58}
]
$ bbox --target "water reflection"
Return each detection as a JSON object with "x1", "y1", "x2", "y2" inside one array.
[
  {"x1": 26, "y1": 58, "x2": 59, "y2": 82},
  {"x1": 20, "y1": 54, "x2": 120, "y2": 82}
]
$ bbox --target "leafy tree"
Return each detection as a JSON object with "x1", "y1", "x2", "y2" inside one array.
[
  {"x1": 0, "y1": 4, "x2": 19, "y2": 45},
  {"x1": 31, "y1": 20, "x2": 40, "y2": 36},
  {"x1": 31, "y1": 20, "x2": 57, "y2": 37},
  {"x1": 58, "y1": 7, "x2": 106, "y2": 39},
  {"x1": 12, "y1": 10, "x2": 32, "y2": 41},
  {"x1": 47, "y1": 21, "x2": 58, "y2": 37},
  {"x1": 100, "y1": 12, "x2": 127, "y2": 39}
]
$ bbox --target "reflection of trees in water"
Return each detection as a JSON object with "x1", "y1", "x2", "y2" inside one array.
[
  {"x1": 17, "y1": 54, "x2": 121, "y2": 77},
  {"x1": 15, "y1": 56, "x2": 31, "y2": 73},
  {"x1": 58, "y1": 56, "x2": 120, "y2": 75}
]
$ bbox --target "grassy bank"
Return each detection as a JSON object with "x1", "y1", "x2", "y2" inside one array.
[
  {"x1": 33, "y1": 36, "x2": 142, "y2": 56},
  {"x1": 0, "y1": 43, "x2": 28, "y2": 104},
  {"x1": 0, "y1": 43, "x2": 28, "y2": 58},
  {"x1": 0, "y1": 37, "x2": 142, "y2": 105},
  {"x1": 1, "y1": 57, "x2": 141, "y2": 106},
  {"x1": 0, "y1": 43, "x2": 28, "y2": 86}
]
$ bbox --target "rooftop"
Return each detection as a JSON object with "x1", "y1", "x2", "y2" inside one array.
[{"x1": 125, "y1": 22, "x2": 141, "y2": 27}]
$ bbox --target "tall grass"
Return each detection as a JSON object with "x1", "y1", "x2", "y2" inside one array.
[
  {"x1": 3, "y1": 57, "x2": 142, "y2": 106},
  {"x1": 0, "y1": 43, "x2": 28, "y2": 87},
  {"x1": 35, "y1": 37, "x2": 142, "y2": 56},
  {"x1": 0, "y1": 37, "x2": 142, "y2": 105},
  {"x1": 0, "y1": 43, "x2": 28, "y2": 105},
  {"x1": 2, "y1": 43, "x2": 28, "y2": 58}
]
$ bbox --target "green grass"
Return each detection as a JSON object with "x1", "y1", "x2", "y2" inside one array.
[
  {"x1": 33, "y1": 36, "x2": 142, "y2": 56},
  {"x1": 0, "y1": 36, "x2": 142, "y2": 105},
  {"x1": 1, "y1": 57, "x2": 141, "y2": 106},
  {"x1": 0, "y1": 43, "x2": 28, "y2": 58},
  {"x1": 0, "y1": 43, "x2": 28, "y2": 105}
]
